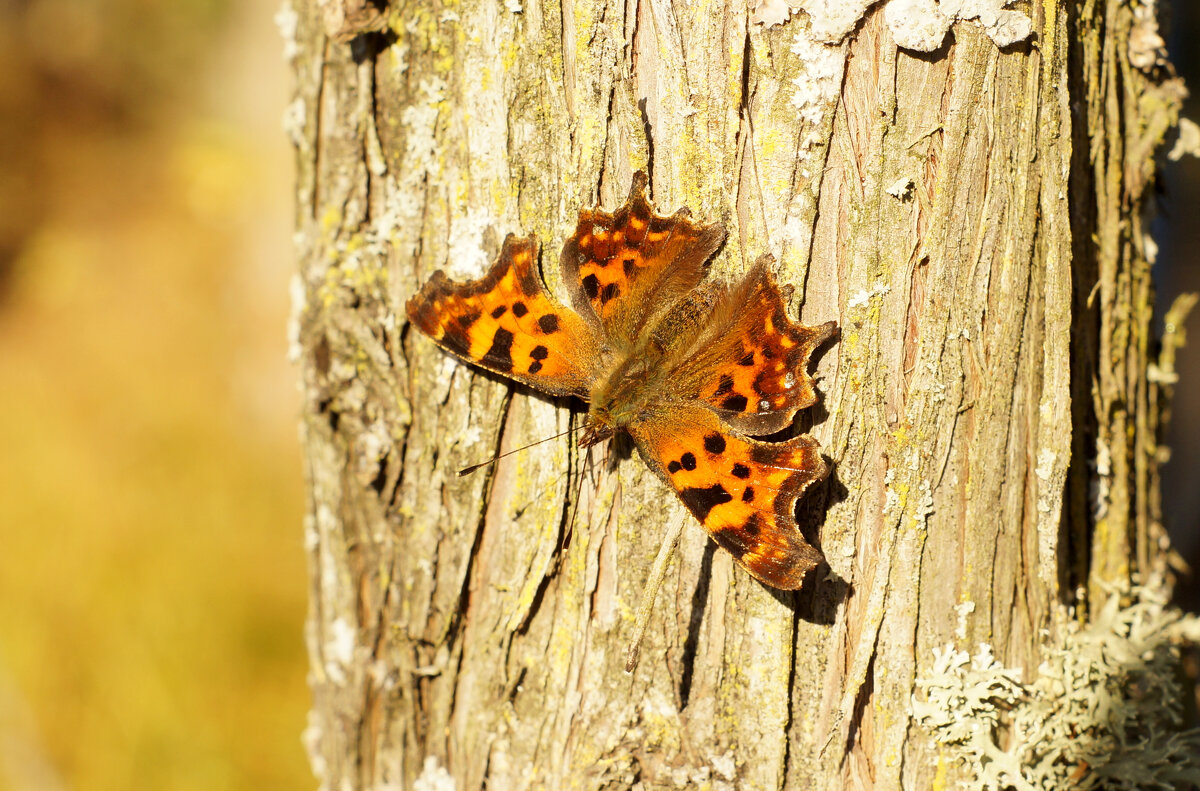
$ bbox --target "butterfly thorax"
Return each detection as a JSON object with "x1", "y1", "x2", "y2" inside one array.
[{"x1": 581, "y1": 339, "x2": 672, "y2": 447}]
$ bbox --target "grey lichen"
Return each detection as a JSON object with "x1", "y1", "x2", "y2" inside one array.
[{"x1": 914, "y1": 583, "x2": 1200, "y2": 789}]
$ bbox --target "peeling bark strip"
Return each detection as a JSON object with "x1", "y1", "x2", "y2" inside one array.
[{"x1": 289, "y1": 0, "x2": 1193, "y2": 789}]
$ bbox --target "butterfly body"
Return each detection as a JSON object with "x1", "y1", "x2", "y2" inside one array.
[
  {"x1": 406, "y1": 173, "x2": 836, "y2": 590},
  {"x1": 582, "y1": 342, "x2": 674, "y2": 446}
]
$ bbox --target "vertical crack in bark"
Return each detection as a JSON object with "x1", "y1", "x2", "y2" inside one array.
[
  {"x1": 443, "y1": 391, "x2": 515, "y2": 646},
  {"x1": 844, "y1": 652, "x2": 875, "y2": 771},
  {"x1": 630, "y1": 0, "x2": 655, "y2": 185},
  {"x1": 437, "y1": 394, "x2": 519, "y2": 769},
  {"x1": 311, "y1": 42, "x2": 330, "y2": 222},
  {"x1": 586, "y1": 484, "x2": 620, "y2": 641},
  {"x1": 737, "y1": 19, "x2": 752, "y2": 123},
  {"x1": 504, "y1": 406, "x2": 584, "y2": 637},
  {"x1": 638, "y1": 97, "x2": 656, "y2": 187},
  {"x1": 369, "y1": 552, "x2": 398, "y2": 659},
  {"x1": 782, "y1": 597, "x2": 802, "y2": 782},
  {"x1": 560, "y1": 1, "x2": 577, "y2": 125},
  {"x1": 732, "y1": 22, "x2": 754, "y2": 254},
  {"x1": 596, "y1": 84, "x2": 617, "y2": 192},
  {"x1": 370, "y1": 452, "x2": 390, "y2": 498},
  {"x1": 384, "y1": 451, "x2": 406, "y2": 510},
  {"x1": 899, "y1": 258, "x2": 929, "y2": 398},
  {"x1": 355, "y1": 37, "x2": 387, "y2": 203},
  {"x1": 676, "y1": 539, "x2": 714, "y2": 709},
  {"x1": 729, "y1": 23, "x2": 748, "y2": 177},
  {"x1": 509, "y1": 537, "x2": 560, "y2": 636}
]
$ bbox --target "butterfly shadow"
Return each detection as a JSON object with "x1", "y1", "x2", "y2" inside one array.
[
  {"x1": 456, "y1": 368, "x2": 851, "y2": 687},
  {"x1": 676, "y1": 464, "x2": 850, "y2": 709},
  {"x1": 765, "y1": 327, "x2": 852, "y2": 622},
  {"x1": 776, "y1": 464, "x2": 851, "y2": 623}
]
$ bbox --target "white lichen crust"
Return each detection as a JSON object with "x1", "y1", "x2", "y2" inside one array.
[
  {"x1": 914, "y1": 583, "x2": 1200, "y2": 789},
  {"x1": 791, "y1": 0, "x2": 1033, "y2": 50}
]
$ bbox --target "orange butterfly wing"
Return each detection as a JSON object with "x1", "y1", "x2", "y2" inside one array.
[
  {"x1": 629, "y1": 404, "x2": 827, "y2": 589},
  {"x1": 670, "y1": 258, "x2": 836, "y2": 436},
  {"x1": 405, "y1": 235, "x2": 600, "y2": 397},
  {"x1": 560, "y1": 172, "x2": 725, "y2": 344}
]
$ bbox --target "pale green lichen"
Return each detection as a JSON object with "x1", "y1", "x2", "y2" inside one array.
[{"x1": 914, "y1": 582, "x2": 1200, "y2": 789}]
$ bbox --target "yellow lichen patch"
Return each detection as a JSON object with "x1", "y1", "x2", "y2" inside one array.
[
  {"x1": 321, "y1": 205, "x2": 343, "y2": 234},
  {"x1": 932, "y1": 750, "x2": 951, "y2": 790},
  {"x1": 501, "y1": 39, "x2": 519, "y2": 72}
]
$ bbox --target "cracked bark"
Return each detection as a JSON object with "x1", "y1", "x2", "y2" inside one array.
[{"x1": 291, "y1": 1, "x2": 1189, "y2": 788}]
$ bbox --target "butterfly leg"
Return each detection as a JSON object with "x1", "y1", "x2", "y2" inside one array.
[{"x1": 624, "y1": 514, "x2": 686, "y2": 673}]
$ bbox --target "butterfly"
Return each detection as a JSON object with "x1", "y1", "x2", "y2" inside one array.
[{"x1": 406, "y1": 172, "x2": 835, "y2": 590}]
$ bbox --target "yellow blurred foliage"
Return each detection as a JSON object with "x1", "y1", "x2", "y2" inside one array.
[{"x1": 0, "y1": 2, "x2": 309, "y2": 790}]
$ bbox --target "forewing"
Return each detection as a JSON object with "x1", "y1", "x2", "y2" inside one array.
[
  {"x1": 406, "y1": 234, "x2": 600, "y2": 397},
  {"x1": 630, "y1": 404, "x2": 828, "y2": 589},
  {"x1": 560, "y1": 171, "x2": 725, "y2": 344},
  {"x1": 671, "y1": 257, "x2": 836, "y2": 436}
]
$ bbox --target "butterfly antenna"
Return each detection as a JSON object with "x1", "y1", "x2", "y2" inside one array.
[
  {"x1": 625, "y1": 515, "x2": 685, "y2": 673},
  {"x1": 457, "y1": 423, "x2": 588, "y2": 476}
]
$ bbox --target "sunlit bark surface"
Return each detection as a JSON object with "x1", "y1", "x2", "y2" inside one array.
[{"x1": 290, "y1": 1, "x2": 1187, "y2": 788}]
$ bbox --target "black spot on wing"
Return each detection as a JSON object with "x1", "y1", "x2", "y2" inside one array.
[
  {"x1": 668, "y1": 460, "x2": 682, "y2": 474},
  {"x1": 738, "y1": 350, "x2": 755, "y2": 366},
  {"x1": 599, "y1": 282, "x2": 620, "y2": 305},
  {"x1": 680, "y1": 452, "x2": 697, "y2": 470},
  {"x1": 744, "y1": 513, "x2": 762, "y2": 536},
  {"x1": 703, "y1": 434, "x2": 726, "y2": 454},
  {"x1": 582, "y1": 274, "x2": 600, "y2": 300},
  {"x1": 622, "y1": 258, "x2": 636, "y2": 277},
  {"x1": 722, "y1": 394, "x2": 749, "y2": 412},
  {"x1": 491, "y1": 305, "x2": 507, "y2": 319},
  {"x1": 512, "y1": 302, "x2": 529, "y2": 318},
  {"x1": 459, "y1": 311, "x2": 481, "y2": 331},
  {"x1": 537, "y1": 314, "x2": 559, "y2": 333},
  {"x1": 530, "y1": 345, "x2": 549, "y2": 360},
  {"x1": 731, "y1": 463, "x2": 750, "y2": 479},
  {"x1": 742, "y1": 486, "x2": 755, "y2": 502},
  {"x1": 679, "y1": 484, "x2": 733, "y2": 522},
  {"x1": 528, "y1": 361, "x2": 543, "y2": 374},
  {"x1": 482, "y1": 327, "x2": 515, "y2": 371}
]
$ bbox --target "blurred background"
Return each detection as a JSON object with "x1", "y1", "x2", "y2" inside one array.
[
  {"x1": 1163, "y1": 2, "x2": 1200, "y2": 610},
  {"x1": 0, "y1": 2, "x2": 1194, "y2": 791},
  {"x1": 0, "y1": 1, "x2": 307, "y2": 789}
]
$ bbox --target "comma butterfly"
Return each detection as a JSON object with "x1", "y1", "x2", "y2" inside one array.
[{"x1": 406, "y1": 172, "x2": 835, "y2": 591}]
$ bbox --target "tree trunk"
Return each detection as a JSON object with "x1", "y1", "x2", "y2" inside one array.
[{"x1": 287, "y1": 1, "x2": 1195, "y2": 788}]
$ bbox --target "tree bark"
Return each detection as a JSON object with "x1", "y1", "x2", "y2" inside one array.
[{"x1": 287, "y1": 0, "x2": 1194, "y2": 788}]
